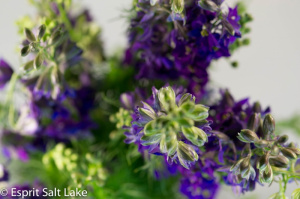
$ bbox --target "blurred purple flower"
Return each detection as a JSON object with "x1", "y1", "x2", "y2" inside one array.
[{"x1": 0, "y1": 58, "x2": 13, "y2": 89}]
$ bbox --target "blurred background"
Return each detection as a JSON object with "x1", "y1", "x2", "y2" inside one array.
[{"x1": 0, "y1": 0, "x2": 300, "y2": 198}]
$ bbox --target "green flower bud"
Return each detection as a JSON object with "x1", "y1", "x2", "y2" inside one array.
[
  {"x1": 263, "y1": 114, "x2": 275, "y2": 136},
  {"x1": 256, "y1": 154, "x2": 269, "y2": 172},
  {"x1": 177, "y1": 141, "x2": 198, "y2": 169},
  {"x1": 50, "y1": 30, "x2": 64, "y2": 46},
  {"x1": 171, "y1": 0, "x2": 185, "y2": 14},
  {"x1": 261, "y1": 166, "x2": 273, "y2": 184},
  {"x1": 178, "y1": 93, "x2": 195, "y2": 107},
  {"x1": 270, "y1": 146, "x2": 280, "y2": 156},
  {"x1": 21, "y1": 45, "x2": 30, "y2": 57},
  {"x1": 160, "y1": 132, "x2": 177, "y2": 156},
  {"x1": 141, "y1": 133, "x2": 162, "y2": 146},
  {"x1": 269, "y1": 155, "x2": 289, "y2": 168},
  {"x1": 277, "y1": 135, "x2": 288, "y2": 144},
  {"x1": 182, "y1": 126, "x2": 208, "y2": 147},
  {"x1": 237, "y1": 129, "x2": 259, "y2": 143},
  {"x1": 252, "y1": 102, "x2": 261, "y2": 113},
  {"x1": 285, "y1": 147, "x2": 300, "y2": 155},
  {"x1": 230, "y1": 158, "x2": 244, "y2": 173},
  {"x1": 223, "y1": 20, "x2": 235, "y2": 36},
  {"x1": 158, "y1": 86, "x2": 176, "y2": 111},
  {"x1": 247, "y1": 113, "x2": 261, "y2": 131},
  {"x1": 34, "y1": 52, "x2": 44, "y2": 69},
  {"x1": 198, "y1": 0, "x2": 219, "y2": 12},
  {"x1": 24, "y1": 28, "x2": 36, "y2": 42},
  {"x1": 281, "y1": 148, "x2": 297, "y2": 159},
  {"x1": 138, "y1": 105, "x2": 156, "y2": 120},
  {"x1": 38, "y1": 24, "x2": 46, "y2": 40},
  {"x1": 254, "y1": 139, "x2": 269, "y2": 148},
  {"x1": 144, "y1": 120, "x2": 160, "y2": 136},
  {"x1": 186, "y1": 104, "x2": 209, "y2": 121}
]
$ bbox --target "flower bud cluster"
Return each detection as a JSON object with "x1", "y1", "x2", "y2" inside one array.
[
  {"x1": 126, "y1": 86, "x2": 211, "y2": 169},
  {"x1": 231, "y1": 114, "x2": 300, "y2": 185}
]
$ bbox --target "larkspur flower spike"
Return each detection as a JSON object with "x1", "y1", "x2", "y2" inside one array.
[{"x1": 135, "y1": 86, "x2": 210, "y2": 169}]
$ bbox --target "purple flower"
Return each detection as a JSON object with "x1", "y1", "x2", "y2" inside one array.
[
  {"x1": 125, "y1": 1, "x2": 242, "y2": 97},
  {"x1": 0, "y1": 58, "x2": 13, "y2": 89}
]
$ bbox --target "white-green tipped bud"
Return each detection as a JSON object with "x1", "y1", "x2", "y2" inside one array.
[
  {"x1": 237, "y1": 129, "x2": 259, "y2": 143},
  {"x1": 171, "y1": 0, "x2": 185, "y2": 14},
  {"x1": 286, "y1": 147, "x2": 300, "y2": 156},
  {"x1": 198, "y1": 0, "x2": 219, "y2": 12},
  {"x1": 38, "y1": 24, "x2": 46, "y2": 40},
  {"x1": 34, "y1": 52, "x2": 44, "y2": 69},
  {"x1": 158, "y1": 86, "x2": 176, "y2": 111},
  {"x1": 269, "y1": 155, "x2": 289, "y2": 168},
  {"x1": 138, "y1": 103, "x2": 156, "y2": 120},
  {"x1": 178, "y1": 93, "x2": 195, "y2": 107},
  {"x1": 21, "y1": 45, "x2": 30, "y2": 57},
  {"x1": 182, "y1": 126, "x2": 208, "y2": 147},
  {"x1": 24, "y1": 28, "x2": 36, "y2": 42},
  {"x1": 263, "y1": 114, "x2": 275, "y2": 136},
  {"x1": 186, "y1": 104, "x2": 209, "y2": 121},
  {"x1": 261, "y1": 165, "x2": 273, "y2": 184},
  {"x1": 160, "y1": 131, "x2": 178, "y2": 156},
  {"x1": 281, "y1": 148, "x2": 297, "y2": 159},
  {"x1": 144, "y1": 120, "x2": 160, "y2": 136},
  {"x1": 270, "y1": 146, "x2": 280, "y2": 156},
  {"x1": 223, "y1": 20, "x2": 235, "y2": 36},
  {"x1": 140, "y1": 133, "x2": 162, "y2": 146},
  {"x1": 177, "y1": 141, "x2": 198, "y2": 169}
]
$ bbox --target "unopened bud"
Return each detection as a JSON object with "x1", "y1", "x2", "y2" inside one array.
[
  {"x1": 252, "y1": 102, "x2": 261, "y2": 113},
  {"x1": 256, "y1": 154, "x2": 268, "y2": 171},
  {"x1": 223, "y1": 20, "x2": 235, "y2": 36},
  {"x1": 254, "y1": 139, "x2": 269, "y2": 148},
  {"x1": 277, "y1": 135, "x2": 289, "y2": 144},
  {"x1": 247, "y1": 113, "x2": 261, "y2": 131},
  {"x1": 269, "y1": 155, "x2": 289, "y2": 168},
  {"x1": 171, "y1": 0, "x2": 185, "y2": 14},
  {"x1": 178, "y1": 93, "x2": 195, "y2": 107},
  {"x1": 158, "y1": 86, "x2": 176, "y2": 111},
  {"x1": 237, "y1": 129, "x2": 259, "y2": 143},
  {"x1": 285, "y1": 147, "x2": 300, "y2": 156},
  {"x1": 281, "y1": 148, "x2": 297, "y2": 159},
  {"x1": 262, "y1": 166, "x2": 273, "y2": 184},
  {"x1": 198, "y1": 0, "x2": 220, "y2": 12},
  {"x1": 263, "y1": 114, "x2": 275, "y2": 135},
  {"x1": 270, "y1": 146, "x2": 280, "y2": 156},
  {"x1": 34, "y1": 52, "x2": 44, "y2": 69}
]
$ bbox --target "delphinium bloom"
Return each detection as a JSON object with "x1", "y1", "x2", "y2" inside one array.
[
  {"x1": 0, "y1": 59, "x2": 13, "y2": 89},
  {"x1": 124, "y1": 86, "x2": 211, "y2": 169},
  {"x1": 125, "y1": 0, "x2": 245, "y2": 97}
]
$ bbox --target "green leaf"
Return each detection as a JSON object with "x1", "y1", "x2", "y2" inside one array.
[{"x1": 21, "y1": 45, "x2": 30, "y2": 56}]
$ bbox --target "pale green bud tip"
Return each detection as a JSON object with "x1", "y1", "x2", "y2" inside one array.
[
  {"x1": 158, "y1": 86, "x2": 176, "y2": 110},
  {"x1": 171, "y1": 0, "x2": 185, "y2": 14},
  {"x1": 281, "y1": 148, "x2": 297, "y2": 159},
  {"x1": 269, "y1": 155, "x2": 289, "y2": 168},
  {"x1": 237, "y1": 129, "x2": 259, "y2": 143}
]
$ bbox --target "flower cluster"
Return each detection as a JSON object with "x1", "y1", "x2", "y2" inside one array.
[
  {"x1": 125, "y1": 86, "x2": 211, "y2": 168},
  {"x1": 125, "y1": 0, "x2": 249, "y2": 97}
]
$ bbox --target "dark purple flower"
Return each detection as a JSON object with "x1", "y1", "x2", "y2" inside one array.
[
  {"x1": 0, "y1": 58, "x2": 13, "y2": 89},
  {"x1": 125, "y1": 1, "x2": 242, "y2": 97}
]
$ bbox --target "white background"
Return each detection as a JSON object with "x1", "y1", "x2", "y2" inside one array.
[{"x1": 1, "y1": 0, "x2": 300, "y2": 198}]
